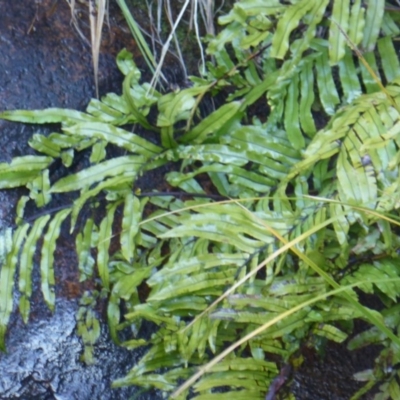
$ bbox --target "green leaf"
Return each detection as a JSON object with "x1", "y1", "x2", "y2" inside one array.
[
  {"x1": 48, "y1": 132, "x2": 95, "y2": 150},
  {"x1": 299, "y1": 58, "x2": 316, "y2": 137},
  {"x1": 113, "y1": 266, "x2": 153, "y2": 300},
  {"x1": 194, "y1": 369, "x2": 269, "y2": 391},
  {"x1": 382, "y1": 12, "x2": 400, "y2": 37},
  {"x1": 94, "y1": 92, "x2": 131, "y2": 115},
  {"x1": 222, "y1": 126, "x2": 301, "y2": 166},
  {"x1": 389, "y1": 378, "x2": 400, "y2": 399},
  {"x1": 338, "y1": 48, "x2": 362, "y2": 104},
  {"x1": 86, "y1": 98, "x2": 127, "y2": 124},
  {"x1": 0, "y1": 229, "x2": 12, "y2": 265},
  {"x1": 0, "y1": 224, "x2": 29, "y2": 350},
  {"x1": 337, "y1": 146, "x2": 377, "y2": 208},
  {"x1": 167, "y1": 144, "x2": 248, "y2": 166},
  {"x1": 361, "y1": 0, "x2": 384, "y2": 52},
  {"x1": 180, "y1": 102, "x2": 242, "y2": 144},
  {"x1": 270, "y1": 0, "x2": 316, "y2": 59},
  {"x1": 330, "y1": 201, "x2": 349, "y2": 246},
  {"x1": 3, "y1": 2, "x2": 400, "y2": 395},
  {"x1": 360, "y1": 52, "x2": 381, "y2": 93},
  {"x1": 348, "y1": 0, "x2": 365, "y2": 46},
  {"x1": 90, "y1": 140, "x2": 107, "y2": 163},
  {"x1": 315, "y1": 46, "x2": 340, "y2": 115},
  {"x1": 0, "y1": 108, "x2": 96, "y2": 125},
  {"x1": 70, "y1": 175, "x2": 133, "y2": 231},
  {"x1": 51, "y1": 155, "x2": 145, "y2": 193},
  {"x1": 76, "y1": 218, "x2": 97, "y2": 281},
  {"x1": 124, "y1": 305, "x2": 180, "y2": 331},
  {"x1": 114, "y1": 10, "x2": 156, "y2": 75},
  {"x1": 240, "y1": 26, "x2": 270, "y2": 50},
  {"x1": 148, "y1": 253, "x2": 248, "y2": 286},
  {"x1": 378, "y1": 36, "x2": 400, "y2": 84},
  {"x1": 27, "y1": 169, "x2": 52, "y2": 207},
  {"x1": 157, "y1": 87, "x2": 207, "y2": 128},
  {"x1": 240, "y1": 71, "x2": 278, "y2": 109},
  {"x1": 64, "y1": 122, "x2": 162, "y2": 156},
  {"x1": 218, "y1": 0, "x2": 283, "y2": 26},
  {"x1": 15, "y1": 195, "x2": 30, "y2": 226},
  {"x1": 40, "y1": 209, "x2": 71, "y2": 311},
  {"x1": 329, "y1": 0, "x2": 350, "y2": 65},
  {"x1": 122, "y1": 71, "x2": 156, "y2": 131},
  {"x1": 5, "y1": 156, "x2": 53, "y2": 171},
  {"x1": 209, "y1": 357, "x2": 277, "y2": 373},
  {"x1": 28, "y1": 134, "x2": 61, "y2": 158},
  {"x1": 121, "y1": 194, "x2": 141, "y2": 262},
  {"x1": 312, "y1": 323, "x2": 348, "y2": 343},
  {"x1": 193, "y1": 390, "x2": 266, "y2": 400},
  {"x1": 61, "y1": 149, "x2": 75, "y2": 167},
  {"x1": 77, "y1": 292, "x2": 101, "y2": 365},
  {"x1": 149, "y1": 269, "x2": 236, "y2": 302},
  {"x1": 207, "y1": 22, "x2": 244, "y2": 54},
  {"x1": 284, "y1": 73, "x2": 304, "y2": 149},
  {"x1": 97, "y1": 203, "x2": 119, "y2": 290},
  {"x1": 158, "y1": 212, "x2": 273, "y2": 253},
  {"x1": 116, "y1": 48, "x2": 141, "y2": 78},
  {"x1": 19, "y1": 215, "x2": 51, "y2": 323},
  {"x1": 0, "y1": 156, "x2": 53, "y2": 189}
]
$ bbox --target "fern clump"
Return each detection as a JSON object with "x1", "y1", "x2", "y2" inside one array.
[{"x1": 2, "y1": 1, "x2": 400, "y2": 399}]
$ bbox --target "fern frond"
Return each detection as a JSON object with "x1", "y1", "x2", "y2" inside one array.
[
  {"x1": 97, "y1": 202, "x2": 120, "y2": 290},
  {"x1": 64, "y1": 122, "x2": 162, "y2": 156},
  {"x1": 19, "y1": 215, "x2": 51, "y2": 323},
  {"x1": 40, "y1": 208, "x2": 71, "y2": 310},
  {"x1": 51, "y1": 155, "x2": 145, "y2": 193},
  {"x1": 0, "y1": 156, "x2": 53, "y2": 189},
  {"x1": 0, "y1": 226, "x2": 26, "y2": 351}
]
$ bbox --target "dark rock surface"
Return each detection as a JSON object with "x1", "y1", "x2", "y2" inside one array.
[
  {"x1": 292, "y1": 340, "x2": 378, "y2": 400},
  {"x1": 0, "y1": 300, "x2": 146, "y2": 400}
]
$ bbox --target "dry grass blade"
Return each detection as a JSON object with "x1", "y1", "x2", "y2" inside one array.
[
  {"x1": 65, "y1": 0, "x2": 106, "y2": 98},
  {"x1": 190, "y1": 0, "x2": 216, "y2": 36},
  {"x1": 66, "y1": 0, "x2": 91, "y2": 46},
  {"x1": 193, "y1": 0, "x2": 207, "y2": 75},
  {"x1": 89, "y1": 0, "x2": 107, "y2": 99},
  {"x1": 148, "y1": 0, "x2": 191, "y2": 91},
  {"x1": 164, "y1": 0, "x2": 187, "y2": 79},
  {"x1": 202, "y1": 0, "x2": 215, "y2": 36}
]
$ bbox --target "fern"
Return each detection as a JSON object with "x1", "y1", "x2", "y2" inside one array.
[{"x1": 2, "y1": 1, "x2": 400, "y2": 399}]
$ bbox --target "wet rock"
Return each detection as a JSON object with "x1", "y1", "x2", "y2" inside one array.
[
  {"x1": 0, "y1": 300, "x2": 142, "y2": 400},
  {"x1": 292, "y1": 341, "x2": 379, "y2": 400}
]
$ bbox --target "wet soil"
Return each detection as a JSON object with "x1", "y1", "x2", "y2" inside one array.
[{"x1": 0, "y1": 1, "x2": 379, "y2": 399}]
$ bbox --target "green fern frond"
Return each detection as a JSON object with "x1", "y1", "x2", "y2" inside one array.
[
  {"x1": 40, "y1": 208, "x2": 71, "y2": 310},
  {"x1": 2, "y1": 0, "x2": 400, "y2": 398},
  {"x1": 0, "y1": 223, "x2": 29, "y2": 350}
]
